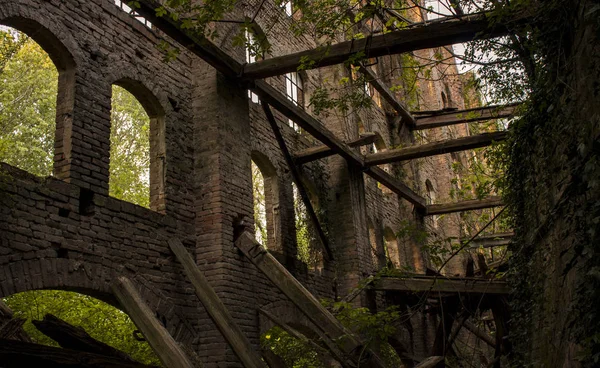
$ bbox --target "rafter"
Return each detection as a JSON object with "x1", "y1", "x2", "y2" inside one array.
[
  {"x1": 365, "y1": 131, "x2": 508, "y2": 166},
  {"x1": 414, "y1": 104, "x2": 520, "y2": 130},
  {"x1": 294, "y1": 133, "x2": 377, "y2": 164},
  {"x1": 469, "y1": 232, "x2": 513, "y2": 248},
  {"x1": 242, "y1": 12, "x2": 528, "y2": 79},
  {"x1": 426, "y1": 197, "x2": 504, "y2": 216},
  {"x1": 371, "y1": 276, "x2": 510, "y2": 295}
]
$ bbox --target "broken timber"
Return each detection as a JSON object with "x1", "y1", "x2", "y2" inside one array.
[
  {"x1": 111, "y1": 276, "x2": 195, "y2": 368},
  {"x1": 134, "y1": 1, "x2": 427, "y2": 212},
  {"x1": 235, "y1": 231, "x2": 386, "y2": 368},
  {"x1": 469, "y1": 232, "x2": 513, "y2": 248},
  {"x1": 358, "y1": 64, "x2": 416, "y2": 127},
  {"x1": 167, "y1": 238, "x2": 266, "y2": 368},
  {"x1": 294, "y1": 132, "x2": 377, "y2": 164},
  {"x1": 371, "y1": 276, "x2": 510, "y2": 295},
  {"x1": 263, "y1": 103, "x2": 333, "y2": 260},
  {"x1": 426, "y1": 196, "x2": 504, "y2": 216},
  {"x1": 414, "y1": 103, "x2": 520, "y2": 130},
  {"x1": 241, "y1": 12, "x2": 530, "y2": 79},
  {"x1": 364, "y1": 131, "x2": 508, "y2": 166}
]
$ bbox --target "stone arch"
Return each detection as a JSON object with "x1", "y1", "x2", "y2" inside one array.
[
  {"x1": 106, "y1": 67, "x2": 168, "y2": 213},
  {"x1": 383, "y1": 227, "x2": 401, "y2": 268},
  {"x1": 251, "y1": 150, "x2": 281, "y2": 252},
  {"x1": 0, "y1": 258, "x2": 198, "y2": 346},
  {"x1": 0, "y1": 12, "x2": 78, "y2": 180}
]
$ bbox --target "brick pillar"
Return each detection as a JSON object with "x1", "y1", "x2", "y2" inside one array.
[{"x1": 192, "y1": 62, "x2": 262, "y2": 366}]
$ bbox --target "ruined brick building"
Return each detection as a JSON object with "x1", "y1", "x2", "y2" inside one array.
[{"x1": 0, "y1": 0, "x2": 516, "y2": 366}]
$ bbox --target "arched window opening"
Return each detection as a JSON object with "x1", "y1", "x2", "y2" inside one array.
[
  {"x1": 384, "y1": 228, "x2": 400, "y2": 268},
  {"x1": 251, "y1": 152, "x2": 279, "y2": 251},
  {"x1": 292, "y1": 182, "x2": 322, "y2": 270},
  {"x1": 285, "y1": 71, "x2": 304, "y2": 132},
  {"x1": 368, "y1": 220, "x2": 385, "y2": 270},
  {"x1": 252, "y1": 161, "x2": 267, "y2": 245},
  {"x1": 244, "y1": 25, "x2": 269, "y2": 104},
  {"x1": 109, "y1": 82, "x2": 166, "y2": 212},
  {"x1": 0, "y1": 22, "x2": 74, "y2": 179},
  {"x1": 2, "y1": 289, "x2": 160, "y2": 365},
  {"x1": 425, "y1": 179, "x2": 439, "y2": 229},
  {"x1": 114, "y1": 0, "x2": 152, "y2": 28}
]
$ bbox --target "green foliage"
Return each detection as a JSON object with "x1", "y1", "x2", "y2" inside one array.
[
  {"x1": 252, "y1": 161, "x2": 268, "y2": 245},
  {"x1": 3, "y1": 290, "x2": 161, "y2": 366},
  {"x1": 261, "y1": 326, "x2": 322, "y2": 368},
  {"x1": 0, "y1": 31, "x2": 57, "y2": 177},
  {"x1": 293, "y1": 183, "x2": 320, "y2": 267},
  {"x1": 109, "y1": 85, "x2": 151, "y2": 209}
]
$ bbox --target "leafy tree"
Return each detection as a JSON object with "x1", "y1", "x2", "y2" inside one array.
[{"x1": 3, "y1": 290, "x2": 161, "y2": 366}]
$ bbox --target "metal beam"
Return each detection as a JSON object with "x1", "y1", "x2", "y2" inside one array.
[
  {"x1": 371, "y1": 276, "x2": 510, "y2": 295},
  {"x1": 365, "y1": 131, "x2": 507, "y2": 166},
  {"x1": 414, "y1": 104, "x2": 520, "y2": 130},
  {"x1": 426, "y1": 197, "x2": 504, "y2": 216},
  {"x1": 242, "y1": 12, "x2": 528, "y2": 79}
]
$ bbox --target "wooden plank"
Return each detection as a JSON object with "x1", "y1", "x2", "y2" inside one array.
[
  {"x1": 366, "y1": 166, "x2": 427, "y2": 210},
  {"x1": 358, "y1": 64, "x2": 416, "y2": 127},
  {"x1": 294, "y1": 132, "x2": 377, "y2": 164},
  {"x1": 242, "y1": 12, "x2": 528, "y2": 79},
  {"x1": 469, "y1": 232, "x2": 513, "y2": 249},
  {"x1": 234, "y1": 231, "x2": 386, "y2": 368},
  {"x1": 32, "y1": 314, "x2": 136, "y2": 361},
  {"x1": 0, "y1": 318, "x2": 26, "y2": 340},
  {"x1": 167, "y1": 239, "x2": 266, "y2": 368},
  {"x1": 371, "y1": 276, "x2": 510, "y2": 295},
  {"x1": 0, "y1": 338, "x2": 154, "y2": 368},
  {"x1": 414, "y1": 104, "x2": 519, "y2": 130},
  {"x1": 262, "y1": 104, "x2": 332, "y2": 260},
  {"x1": 111, "y1": 276, "x2": 195, "y2": 368},
  {"x1": 426, "y1": 197, "x2": 504, "y2": 216},
  {"x1": 365, "y1": 131, "x2": 508, "y2": 166},
  {"x1": 463, "y1": 320, "x2": 495, "y2": 348},
  {"x1": 415, "y1": 356, "x2": 444, "y2": 368}
]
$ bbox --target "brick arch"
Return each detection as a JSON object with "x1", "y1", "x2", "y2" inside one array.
[{"x1": 0, "y1": 258, "x2": 198, "y2": 346}]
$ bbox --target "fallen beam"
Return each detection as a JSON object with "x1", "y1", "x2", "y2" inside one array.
[
  {"x1": 167, "y1": 238, "x2": 266, "y2": 368},
  {"x1": 414, "y1": 104, "x2": 520, "y2": 130},
  {"x1": 242, "y1": 12, "x2": 528, "y2": 79},
  {"x1": 464, "y1": 320, "x2": 496, "y2": 348},
  {"x1": 358, "y1": 64, "x2": 416, "y2": 127},
  {"x1": 371, "y1": 276, "x2": 510, "y2": 295},
  {"x1": 32, "y1": 314, "x2": 136, "y2": 362},
  {"x1": 235, "y1": 231, "x2": 386, "y2": 368},
  {"x1": 294, "y1": 132, "x2": 377, "y2": 164},
  {"x1": 111, "y1": 276, "x2": 195, "y2": 368},
  {"x1": 0, "y1": 338, "x2": 153, "y2": 368},
  {"x1": 365, "y1": 131, "x2": 508, "y2": 166},
  {"x1": 426, "y1": 197, "x2": 504, "y2": 216}
]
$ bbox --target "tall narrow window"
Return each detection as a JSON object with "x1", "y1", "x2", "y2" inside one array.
[
  {"x1": 0, "y1": 27, "x2": 57, "y2": 176},
  {"x1": 293, "y1": 182, "x2": 321, "y2": 269},
  {"x1": 425, "y1": 179, "x2": 439, "y2": 229},
  {"x1": 384, "y1": 228, "x2": 400, "y2": 268},
  {"x1": 246, "y1": 30, "x2": 261, "y2": 104},
  {"x1": 282, "y1": 1, "x2": 293, "y2": 16},
  {"x1": 285, "y1": 72, "x2": 303, "y2": 132},
  {"x1": 252, "y1": 161, "x2": 267, "y2": 245}
]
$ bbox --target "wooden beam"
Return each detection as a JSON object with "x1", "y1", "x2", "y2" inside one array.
[
  {"x1": 111, "y1": 276, "x2": 195, "y2": 368},
  {"x1": 371, "y1": 276, "x2": 510, "y2": 295},
  {"x1": 235, "y1": 231, "x2": 386, "y2": 368},
  {"x1": 294, "y1": 132, "x2": 377, "y2": 164},
  {"x1": 0, "y1": 339, "x2": 153, "y2": 368},
  {"x1": 32, "y1": 314, "x2": 136, "y2": 362},
  {"x1": 426, "y1": 197, "x2": 504, "y2": 216},
  {"x1": 415, "y1": 356, "x2": 444, "y2": 368},
  {"x1": 262, "y1": 103, "x2": 332, "y2": 261},
  {"x1": 414, "y1": 104, "x2": 519, "y2": 130},
  {"x1": 242, "y1": 12, "x2": 528, "y2": 79},
  {"x1": 365, "y1": 131, "x2": 508, "y2": 166},
  {"x1": 470, "y1": 232, "x2": 513, "y2": 248},
  {"x1": 167, "y1": 239, "x2": 266, "y2": 368},
  {"x1": 463, "y1": 320, "x2": 495, "y2": 348},
  {"x1": 358, "y1": 64, "x2": 416, "y2": 127},
  {"x1": 365, "y1": 166, "x2": 427, "y2": 209}
]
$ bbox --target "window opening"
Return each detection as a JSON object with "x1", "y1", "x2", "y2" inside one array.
[
  {"x1": 252, "y1": 161, "x2": 267, "y2": 245},
  {"x1": 109, "y1": 85, "x2": 152, "y2": 209},
  {"x1": 245, "y1": 30, "x2": 261, "y2": 104},
  {"x1": 425, "y1": 179, "x2": 439, "y2": 229},
  {"x1": 282, "y1": 1, "x2": 293, "y2": 16},
  {"x1": 285, "y1": 72, "x2": 303, "y2": 132},
  {"x1": 114, "y1": 0, "x2": 152, "y2": 28},
  {"x1": 0, "y1": 27, "x2": 57, "y2": 177},
  {"x1": 293, "y1": 182, "x2": 321, "y2": 269},
  {"x1": 384, "y1": 228, "x2": 400, "y2": 268}
]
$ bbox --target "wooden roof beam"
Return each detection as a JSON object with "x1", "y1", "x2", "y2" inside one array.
[
  {"x1": 294, "y1": 132, "x2": 377, "y2": 164},
  {"x1": 371, "y1": 276, "x2": 510, "y2": 295},
  {"x1": 242, "y1": 12, "x2": 529, "y2": 79},
  {"x1": 366, "y1": 167, "x2": 427, "y2": 209},
  {"x1": 365, "y1": 131, "x2": 507, "y2": 166},
  {"x1": 470, "y1": 232, "x2": 514, "y2": 248},
  {"x1": 426, "y1": 196, "x2": 504, "y2": 216},
  {"x1": 414, "y1": 103, "x2": 520, "y2": 130}
]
